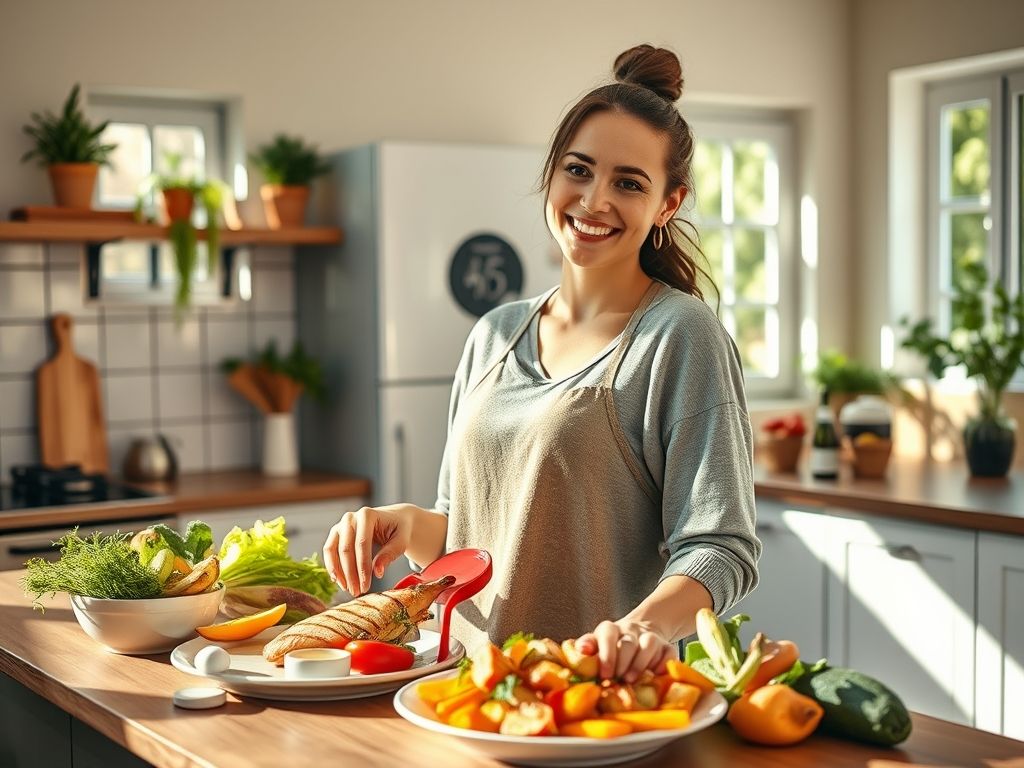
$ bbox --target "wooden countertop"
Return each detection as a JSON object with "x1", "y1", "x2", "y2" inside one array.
[
  {"x1": 755, "y1": 456, "x2": 1024, "y2": 535},
  {"x1": 0, "y1": 470, "x2": 371, "y2": 532},
  {"x1": 0, "y1": 572, "x2": 1021, "y2": 767}
]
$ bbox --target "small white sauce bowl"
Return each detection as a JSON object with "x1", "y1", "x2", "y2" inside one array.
[{"x1": 284, "y1": 648, "x2": 352, "y2": 679}]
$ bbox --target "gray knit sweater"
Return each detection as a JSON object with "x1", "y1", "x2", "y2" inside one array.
[{"x1": 435, "y1": 282, "x2": 760, "y2": 627}]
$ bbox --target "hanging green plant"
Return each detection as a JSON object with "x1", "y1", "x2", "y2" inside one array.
[{"x1": 137, "y1": 152, "x2": 227, "y2": 318}]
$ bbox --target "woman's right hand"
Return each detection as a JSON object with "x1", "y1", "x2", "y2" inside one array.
[{"x1": 323, "y1": 505, "x2": 413, "y2": 596}]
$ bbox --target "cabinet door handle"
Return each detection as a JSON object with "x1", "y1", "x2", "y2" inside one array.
[
  {"x1": 887, "y1": 544, "x2": 922, "y2": 562},
  {"x1": 284, "y1": 527, "x2": 301, "y2": 538},
  {"x1": 755, "y1": 522, "x2": 777, "y2": 534}
]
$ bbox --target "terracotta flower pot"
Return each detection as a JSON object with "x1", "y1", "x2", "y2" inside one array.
[
  {"x1": 261, "y1": 184, "x2": 310, "y2": 229},
  {"x1": 48, "y1": 163, "x2": 98, "y2": 208},
  {"x1": 162, "y1": 188, "x2": 194, "y2": 223},
  {"x1": 758, "y1": 434, "x2": 804, "y2": 473}
]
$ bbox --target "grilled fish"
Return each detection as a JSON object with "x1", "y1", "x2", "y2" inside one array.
[{"x1": 262, "y1": 575, "x2": 455, "y2": 665}]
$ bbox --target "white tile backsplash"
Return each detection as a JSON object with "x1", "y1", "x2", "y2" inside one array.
[
  {"x1": 104, "y1": 320, "x2": 152, "y2": 370},
  {"x1": 157, "y1": 318, "x2": 202, "y2": 368},
  {"x1": 49, "y1": 268, "x2": 97, "y2": 318},
  {"x1": 209, "y1": 419, "x2": 254, "y2": 470},
  {"x1": 0, "y1": 324, "x2": 48, "y2": 375},
  {"x1": 0, "y1": 269, "x2": 46, "y2": 320},
  {"x1": 205, "y1": 317, "x2": 250, "y2": 367},
  {"x1": 206, "y1": 369, "x2": 250, "y2": 418},
  {"x1": 252, "y1": 266, "x2": 295, "y2": 314},
  {"x1": 0, "y1": 432, "x2": 38, "y2": 479},
  {"x1": 157, "y1": 371, "x2": 205, "y2": 421},
  {"x1": 48, "y1": 243, "x2": 83, "y2": 267},
  {"x1": 0, "y1": 379, "x2": 34, "y2": 430},
  {"x1": 253, "y1": 318, "x2": 295, "y2": 355},
  {"x1": 159, "y1": 423, "x2": 207, "y2": 472},
  {"x1": 104, "y1": 374, "x2": 154, "y2": 423},
  {"x1": 0, "y1": 244, "x2": 44, "y2": 266},
  {"x1": 0, "y1": 248, "x2": 301, "y2": 473}
]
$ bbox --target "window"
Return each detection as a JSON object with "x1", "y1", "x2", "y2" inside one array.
[
  {"x1": 926, "y1": 70, "x2": 1024, "y2": 331},
  {"x1": 85, "y1": 92, "x2": 244, "y2": 303},
  {"x1": 686, "y1": 113, "x2": 798, "y2": 398}
]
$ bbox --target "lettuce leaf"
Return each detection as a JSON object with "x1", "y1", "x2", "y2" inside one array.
[
  {"x1": 182, "y1": 520, "x2": 213, "y2": 563},
  {"x1": 218, "y1": 517, "x2": 336, "y2": 604}
]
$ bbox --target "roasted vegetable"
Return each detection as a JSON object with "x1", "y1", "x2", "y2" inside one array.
[{"x1": 727, "y1": 684, "x2": 824, "y2": 745}]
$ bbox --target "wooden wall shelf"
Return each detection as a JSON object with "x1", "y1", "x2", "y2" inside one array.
[{"x1": 0, "y1": 220, "x2": 342, "y2": 246}]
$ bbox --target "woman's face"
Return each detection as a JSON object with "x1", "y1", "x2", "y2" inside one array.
[{"x1": 545, "y1": 109, "x2": 684, "y2": 272}]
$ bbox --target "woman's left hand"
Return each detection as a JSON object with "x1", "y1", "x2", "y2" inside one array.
[{"x1": 575, "y1": 619, "x2": 678, "y2": 684}]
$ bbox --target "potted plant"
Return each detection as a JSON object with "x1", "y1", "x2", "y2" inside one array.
[
  {"x1": 809, "y1": 350, "x2": 890, "y2": 421},
  {"x1": 137, "y1": 153, "x2": 226, "y2": 318},
  {"x1": 901, "y1": 262, "x2": 1024, "y2": 477},
  {"x1": 249, "y1": 134, "x2": 330, "y2": 229},
  {"x1": 222, "y1": 341, "x2": 326, "y2": 476},
  {"x1": 21, "y1": 83, "x2": 117, "y2": 208}
]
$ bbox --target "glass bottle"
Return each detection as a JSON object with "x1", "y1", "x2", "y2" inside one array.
[{"x1": 810, "y1": 392, "x2": 840, "y2": 480}]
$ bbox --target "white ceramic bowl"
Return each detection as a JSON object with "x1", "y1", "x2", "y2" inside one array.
[{"x1": 70, "y1": 584, "x2": 224, "y2": 655}]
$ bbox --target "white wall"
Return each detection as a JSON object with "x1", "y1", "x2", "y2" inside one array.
[{"x1": 0, "y1": 0, "x2": 854, "y2": 353}]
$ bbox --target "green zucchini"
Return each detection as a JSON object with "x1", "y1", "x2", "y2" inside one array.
[{"x1": 793, "y1": 665, "x2": 912, "y2": 746}]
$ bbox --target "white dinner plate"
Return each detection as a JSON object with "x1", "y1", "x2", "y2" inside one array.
[
  {"x1": 393, "y1": 669, "x2": 729, "y2": 767},
  {"x1": 171, "y1": 625, "x2": 464, "y2": 701}
]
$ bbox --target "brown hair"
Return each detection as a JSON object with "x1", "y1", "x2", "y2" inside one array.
[{"x1": 541, "y1": 44, "x2": 716, "y2": 303}]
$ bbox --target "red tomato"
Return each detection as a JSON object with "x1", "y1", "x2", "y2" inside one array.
[
  {"x1": 782, "y1": 414, "x2": 807, "y2": 437},
  {"x1": 762, "y1": 417, "x2": 786, "y2": 433},
  {"x1": 346, "y1": 640, "x2": 415, "y2": 675}
]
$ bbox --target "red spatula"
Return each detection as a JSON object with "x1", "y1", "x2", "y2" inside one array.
[{"x1": 395, "y1": 548, "x2": 492, "y2": 662}]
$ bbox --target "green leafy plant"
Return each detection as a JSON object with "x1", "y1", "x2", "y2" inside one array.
[
  {"x1": 810, "y1": 350, "x2": 889, "y2": 396},
  {"x1": 137, "y1": 152, "x2": 227, "y2": 319},
  {"x1": 249, "y1": 134, "x2": 330, "y2": 186},
  {"x1": 22, "y1": 528, "x2": 162, "y2": 605},
  {"x1": 223, "y1": 339, "x2": 327, "y2": 404},
  {"x1": 21, "y1": 84, "x2": 116, "y2": 166},
  {"x1": 901, "y1": 262, "x2": 1024, "y2": 422}
]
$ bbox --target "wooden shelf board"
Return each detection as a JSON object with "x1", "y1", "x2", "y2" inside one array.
[{"x1": 0, "y1": 220, "x2": 342, "y2": 245}]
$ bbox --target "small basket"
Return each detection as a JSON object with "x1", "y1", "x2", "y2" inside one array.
[
  {"x1": 758, "y1": 434, "x2": 804, "y2": 473},
  {"x1": 851, "y1": 438, "x2": 893, "y2": 478}
]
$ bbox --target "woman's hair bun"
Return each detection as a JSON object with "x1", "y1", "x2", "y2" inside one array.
[{"x1": 613, "y1": 44, "x2": 683, "y2": 102}]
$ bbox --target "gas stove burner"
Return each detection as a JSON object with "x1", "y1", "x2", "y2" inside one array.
[{"x1": 3, "y1": 464, "x2": 159, "y2": 511}]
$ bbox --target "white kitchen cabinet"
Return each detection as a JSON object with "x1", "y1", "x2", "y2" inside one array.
[
  {"x1": 178, "y1": 498, "x2": 363, "y2": 564},
  {"x1": 976, "y1": 532, "x2": 1024, "y2": 740},
  {"x1": 730, "y1": 499, "x2": 829, "y2": 661},
  {"x1": 825, "y1": 511, "x2": 976, "y2": 725}
]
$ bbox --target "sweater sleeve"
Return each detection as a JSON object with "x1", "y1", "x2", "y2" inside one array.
[{"x1": 660, "y1": 400, "x2": 761, "y2": 613}]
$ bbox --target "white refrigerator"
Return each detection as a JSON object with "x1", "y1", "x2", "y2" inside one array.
[{"x1": 297, "y1": 142, "x2": 562, "y2": 588}]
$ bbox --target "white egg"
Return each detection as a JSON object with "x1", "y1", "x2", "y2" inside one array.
[{"x1": 194, "y1": 645, "x2": 231, "y2": 675}]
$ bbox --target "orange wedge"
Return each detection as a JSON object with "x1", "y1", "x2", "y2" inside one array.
[{"x1": 196, "y1": 603, "x2": 288, "y2": 641}]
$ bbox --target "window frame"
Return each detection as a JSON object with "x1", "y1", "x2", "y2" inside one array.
[
  {"x1": 925, "y1": 76, "x2": 1004, "y2": 333},
  {"x1": 85, "y1": 93, "x2": 237, "y2": 305},
  {"x1": 686, "y1": 111, "x2": 799, "y2": 399}
]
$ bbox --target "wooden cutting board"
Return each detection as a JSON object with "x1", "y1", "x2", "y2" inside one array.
[{"x1": 36, "y1": 313, "x2": 109, "y2": 474}]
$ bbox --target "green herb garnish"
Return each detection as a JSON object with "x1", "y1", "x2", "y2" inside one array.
[
  {"x1": 490, "y1": 673, "x2": 520, "y2": 703},
  {"x1": 501, "y1": 631, "x2": 535, "y2": 650},
  {"x1": 22, "y1": 529, "x2": 162, "y2": 606}
]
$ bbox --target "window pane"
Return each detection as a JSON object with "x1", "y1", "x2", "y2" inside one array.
[
  {"x1": 694, "y1": 140, "x2": 723, "y2": 219},
  {"x1": 159, "y1": 241, "x2": 214, "y2": 284},
  {"x1": 153, "y1": 125, "x2": 206, "y2": 181},
  {"x1": 98, "y1": 123, "x2": 151, "y2": 207},
  {"x1": 946, "y1": 102, "x2": 990, "y2": 199},
  {"x1": 101, "y1": 242, "x2": 151, "y2": 282},
  {"x1": 701, "y1": 227, "x2": 725, "y2": 293},
  {"x1": 949, "y1": 210, "x2": 989, "y2": 326},
  {"x1": 733, "y1": 140, "x2": 770, "y2": 222},
  {"x1": 734, "y1": 228, "x2": 766, "y2": 302},
  {"x1": 734, "y1": 306, "x2": 775, "y2": 377}
]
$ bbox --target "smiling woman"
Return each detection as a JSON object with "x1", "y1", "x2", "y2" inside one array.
[{"x1": 324, "y1": 43, "x2": 760, "y2": 692}]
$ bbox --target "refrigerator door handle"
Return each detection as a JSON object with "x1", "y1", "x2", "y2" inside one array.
[{"x1": 394, "y1": 422, "x2": 408, "y2": 501}]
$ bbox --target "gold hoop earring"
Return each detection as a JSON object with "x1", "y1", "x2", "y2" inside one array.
[{"x1": 652, "y1": 226, "x2": 664, "y2": 250}]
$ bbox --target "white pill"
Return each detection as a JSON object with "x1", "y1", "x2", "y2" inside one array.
[
  {"x1": 173, "y1": 687, "x2": 226, "y2": 710},
  {"x1": 194, "y1": 645, "x2": 231, "y2": 675}
]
